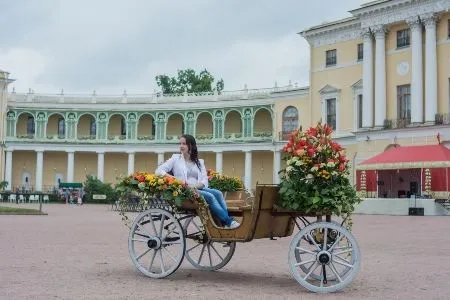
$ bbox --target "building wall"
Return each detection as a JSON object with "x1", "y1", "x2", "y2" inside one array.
[
  {"x1": 273, "y1": 93, "x2": 309, "y2": 134},
  {"x1": 77, "y1": 114, "x2": 94, "y2": 137},
  {"x1": 196, "y1": 112, "x2": 213, "y2": 135},
  {"x1": 47, "y1": 114, "x2": 63, "y2": 136},
  {"x1": 108, "y1": 114, "x2": 124, "y2": 136},
  {"x1": 137, "y1": 114, "x2": 154, "y2": 137},
  {"x1": 74, "y1": 152, "x2": 97, "y2": 182}
]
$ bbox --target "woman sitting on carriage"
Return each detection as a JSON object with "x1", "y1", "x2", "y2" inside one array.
[{"x1": 155, "y1": 134, "x2": 240, "y2": 229}]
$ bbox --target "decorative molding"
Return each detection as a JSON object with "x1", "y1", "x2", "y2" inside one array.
[
  {"x1": 312, "y1": 60, "x2": 362, "y2": 73},
  {"x1": 301, "y1": 18, "x2": 362, "y2": 47},
  {"x1": 354, "y1": 0, "x2": 444, "y2": 29},
  {"x1": 372, "y1": 25, "x2": 388, "y2": 39},
  {"x1": 396, "y1": 61, "x2": 410, "y2": 76}
]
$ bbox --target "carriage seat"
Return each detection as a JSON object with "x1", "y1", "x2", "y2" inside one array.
[{"x1": 224, "y1": 190, "x2": 254, "y2": 216}]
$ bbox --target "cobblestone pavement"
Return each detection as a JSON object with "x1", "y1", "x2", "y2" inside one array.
[{"x1": 1, "y1": 203, "x2": 449, "y2": 300}]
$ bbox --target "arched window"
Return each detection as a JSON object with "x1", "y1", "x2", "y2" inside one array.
[
  {"x1": 58, "y1": 118, "x2": 65, "y2": 137},
  {"x1": 27, "y1": 116, "x2": 35, "y2": 135},
  {"x1": 90, "y1": 118, "x2": 96, "y2": 136},
  {"x1": 121, "y1": 118, "x2": 126, "y2": 136},
  {"x1": 282, "y1": 106, "x2": 298, "y2": 134}
]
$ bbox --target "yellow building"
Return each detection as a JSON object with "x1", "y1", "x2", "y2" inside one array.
[
  {"x1": 300, "y1": 0, "x2": 450, "y2": 198},
  {"x1": 1, "y1": 0, "x2": 450, "y2": 200}
]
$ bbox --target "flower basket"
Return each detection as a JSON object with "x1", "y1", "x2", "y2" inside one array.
[
  {"x1": 207, "y1": 169, "x2": 243, "y2": 192},
  {"x1": 278, "y1": 123, "x2": 361, "y2": 219},
  {"x1": 115, "y1": 172, "x2": 202, "y2": 208}
]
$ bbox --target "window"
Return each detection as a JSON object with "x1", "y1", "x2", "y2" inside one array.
[
  {"x1": 151, "y1": 119, "x2": 156, "y2": 137},
  {"x1": 357, "y1": 43, "x2": 363, "y2": 61},
  {"x1": 397, "y1": 84, "x2": 411, "y2": 121},
  {"x1": 397, "y1": 29, "x2": 410, "y2": 48},
  {"x1": 326, "y1": 98, "x2": 337, "y2": 130},
  {"x1": 448, "y1": 19, "x2": 450, "y2": 39},
  {"x1": 90, "y1": 118, "x2": 96, "y2": 136},
  {"x1": 120, "y1": 118, "x2": 126, "y2": 136},
  {"x1": 358, "y1": 94, "x2": 363, "y2": 128},
  {"x1": 282, "y1": 106, "x2": 299, "y2": 134},
  {"x1": 326, "y1": 49, "x2": 337, "y2": 67},
  {"x1": 57, "y1": 118, "x2": 65, "y2": 137},
  {"x1": 27, "y1": 116, "x2": 35, "y2": 135}
]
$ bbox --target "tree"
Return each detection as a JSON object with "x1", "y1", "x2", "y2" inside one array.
[
  {"x1": 155, "y1": 68, "x2": 224, "y2": 94},
  {"x1": 0, "y1": 181, "x2": 8, "y2": 191}
]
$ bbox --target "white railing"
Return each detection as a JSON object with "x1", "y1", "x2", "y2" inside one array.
[{"x1": 7, "y1": 83, "x2": 306, "y2": 104}]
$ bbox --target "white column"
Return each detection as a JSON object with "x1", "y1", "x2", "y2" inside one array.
[
  {"x1": 35, "y1": 150, "x2": 43, "y2": 192},
  {"x1": 362, "y1": 29, "x2": 374, "y2": 128},
  {"x1": 321, "y1": 100, "x2": 326, "y2": 124},
  {"x1": 215, "y1": 151, "x2": 223, "y2": 174},
  {"x1": 97, "y1": 152, "x2": 104, "y2": 182},
  {"x1": 67, "y1": 151, "x2": 74, "y2": 182},
  {"x1": 5, "y1": 150, "x2": 12, "y2": 191},
  {"x1": 424, "y1": 15, "x2": 438, "y2": 123},
  {"x1": 374, "y1": 25, "x2": 387, "y2": 127},
  {"x1": 127, "y1": 152, "x2": 135, "y2": 176},
  {"x1": 157, "y1": 152, "x2": 165, "y2": 166},
  {"x1": 273, "y1": 150, "x2": 281, "y2": 184},
  {"x1": 408, "y1": 17, "x2": 423, "y2": 124},
  {"x1": 244, "y1": 150, "x2": 252, "y2": 191}
]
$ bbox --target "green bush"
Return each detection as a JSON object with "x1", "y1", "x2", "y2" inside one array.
[{"x1": 83, "y1": 175, "x2": 118, "y2": 204}]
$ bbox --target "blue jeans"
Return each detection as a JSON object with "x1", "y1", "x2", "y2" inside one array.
[{"x1": 198, "y1": 188, "x2": 232, "y2": 226}]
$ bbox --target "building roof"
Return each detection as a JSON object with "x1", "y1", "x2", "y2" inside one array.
[{"x1": 357, "y1": 144, "x2": 450, "y2": 170}]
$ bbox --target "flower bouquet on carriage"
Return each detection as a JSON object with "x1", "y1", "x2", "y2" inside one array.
[
  {"x1": 278, "y1": 122, "x2": 361, "y2": 227},
  {"x1": 114, "y1": 172, "x2": 204, "y2": 225}
]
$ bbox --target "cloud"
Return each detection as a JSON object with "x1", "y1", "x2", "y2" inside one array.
[{"x1": 0, "y1": 0, "x2": 368, "y2": 94}]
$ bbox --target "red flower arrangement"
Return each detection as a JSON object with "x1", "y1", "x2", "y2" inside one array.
[{"x1": 278, "y1": 123, "x2": 361, "y2": 218}]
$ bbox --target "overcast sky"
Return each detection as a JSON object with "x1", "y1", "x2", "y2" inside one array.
[{"x1": 1, "y1": 0, "x2": 367, "y2": 94}]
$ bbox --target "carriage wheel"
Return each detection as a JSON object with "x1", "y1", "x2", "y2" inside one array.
[
  {"x1": 183, "y1": 216, "x2": 236, "y2": 271},
  {"x1": 289, "y1": 221, "x2": 360, "y2": 293},
  {"x1": 295, "y1": 220, "x2": 356, "y2": 281},
  {"x1": 128, "y1": 208, "x2": 185, "y2": 278}
]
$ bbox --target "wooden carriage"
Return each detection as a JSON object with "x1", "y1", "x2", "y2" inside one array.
[{"x1": 127, "y1": 184, "x2": 360, "y2": 293}]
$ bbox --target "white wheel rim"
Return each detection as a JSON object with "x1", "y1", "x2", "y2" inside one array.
[
  {"x1": 184, "y1": 216, "x2": 235, "y2": 271},
  {"x1": 128, "y1": 208, "x2": 185, "y2": 278},
  {"x1": 289, "y1": 221, "x2": 360, "y2": 293}
]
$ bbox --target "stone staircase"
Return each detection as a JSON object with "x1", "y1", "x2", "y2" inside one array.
[{"x1": 435, "y1": 199, "x2": 450, "y2": 213}]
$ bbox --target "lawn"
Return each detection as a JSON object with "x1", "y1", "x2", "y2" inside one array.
[{"x1": 0, "y1": 206, "x2": 47, "y2": 215}]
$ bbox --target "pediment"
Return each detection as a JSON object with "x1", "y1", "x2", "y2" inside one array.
[{"x1": 319, "y1": 84, "x2": 340, "y2": 95}]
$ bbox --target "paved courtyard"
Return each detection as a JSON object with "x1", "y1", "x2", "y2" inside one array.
[{"x1": 0, "y1": 203, "x2": 449, "y2": 300}]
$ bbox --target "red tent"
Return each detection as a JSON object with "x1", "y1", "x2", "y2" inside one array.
[
  {"x1": 357, "y1": 145, "x2": 450, "y2": 170},
  {"x1": 356, "y1": 145, "x2": 450, "y2": 196}
]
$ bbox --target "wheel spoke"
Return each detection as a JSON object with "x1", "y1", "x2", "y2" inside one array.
[
  {"x1": 197, "y1": 244, "x2": 206, "y2": 264},
  {"x1": 296, "y1": 246, "x2": 316, "y2": 255},
  {"x1": 328, "y1": 234, "x2": 344, "y2": 252},
  {"x1": 294, "y1": 259, "x2": 316, "y2": 267},
  {"x1": 187, "y1": 243, "x2": 201, "y2": 253},
  {"x1": 137, "y1": 223, "x2": 152, "y2": 238},
  {"x1": 306, "y1": 233, "x2": 321, "y2": 251},
  {"x1": 333, "y1": 248, "x2": 353, "y2": 256},
  {"x1": 332, "y1": 257, "x2": 354, "y2": 269},
  {"x1": 329, "y1": 262, "x2": 343, "y2": 282},
  {"x1": 163, "y1": 247, "x2": 178, "y2": 263},
  {"x1": 320, "y1": 265, "x2": 324, "y2": 287},
  {"x1": 148, "y1": 213, "x2": 158, "y2": 235},
  {"x1": 159, "y1": 215, "x2": 165, "y2": 237},
  {"x1": 158, "y1": 250, "x2": 166, "y2": 273},
  {"x1": 207, "y1": 244, "x2": 213, "y2": 266},
  {"x1": 148, "y1": 249, "x2": 157, "y2": 271},
  {"x1": 303, "y1": 262, "x2": 320, "y2": 280},
  {"x1": 136, "y1": 248, "x2": 152, "y2": 261},
  {"x1": 323, "y1": 227, "x2": 328, "y2": 250},
  {"x1": 132, "y1": 238, "x2": 148, "y2": 243},
  {"x1": 210, "y1": 244, "x2": 224, "y2": 261},
  {"x1": 334, "y1": 254, "x2": 351, "y2": 264},
  {"x1": 162, "y1": 240, "x2": 181, "y2": 245}
]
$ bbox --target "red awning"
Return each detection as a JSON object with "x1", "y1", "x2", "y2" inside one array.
[{"x1": 357, "y1": 144, "x2": 450, "y2": 170}]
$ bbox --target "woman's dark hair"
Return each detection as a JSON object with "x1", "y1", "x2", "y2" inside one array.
[{"x1": 181, "y1": 134, "x2": 201, "y2": 169}]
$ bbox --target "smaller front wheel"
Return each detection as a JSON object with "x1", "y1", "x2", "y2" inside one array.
[
  {"x1": 289, "y1": 221, "x2": 360, "y2": 293},
  {"x1": 184, "y1": 216, "x2": 236, "y2": 271},
  {"x1": 128, "y1": 208, "x2": 185, "y2": 278}
]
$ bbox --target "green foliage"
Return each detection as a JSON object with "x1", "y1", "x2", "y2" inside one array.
[
  {"x1": 279, "y1": 173, "x2": 360, "y2": 216},
  {"x1": 0, "y1": 181, "x2": 8, "y2": 191},
  {"x1": 155, "y1": 68, "x2": 224, "y2": 94},
  {"x1": 83, "y1": 175, "x2": 118, "y2": 203}
]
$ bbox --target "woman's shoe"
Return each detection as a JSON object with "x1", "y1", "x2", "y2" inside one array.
[{"x1": 228, "y1": 220, "x2": 240, "y2": 229}]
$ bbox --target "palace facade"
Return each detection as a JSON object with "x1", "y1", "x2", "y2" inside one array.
[{"x1": 1, "y1": 0, "x2": 450, "y2": 197}]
